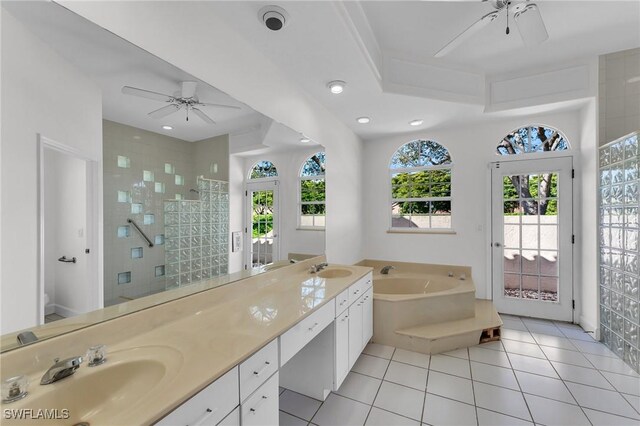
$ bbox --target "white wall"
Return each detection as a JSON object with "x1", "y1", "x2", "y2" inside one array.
[
  {"x1": 240, "y1": 147, "x2": 326, "y2": 266},
  {"x1": 362, "y1": 111, "x2": 583, "y2": 301},
  {"x1": 59, "y1": 1, "x2": 364, "y2": 266},
  {"x1": 0, "y1": 10, "x2": 102, "y2": 333}
]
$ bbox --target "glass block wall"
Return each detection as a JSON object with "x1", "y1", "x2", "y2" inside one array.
[
  {"x1": 599, "y1": 132, "x2": 639, "y2": 373},
  {"x1": 164, "y1": 177, "x2": 229, "y2": 289}
]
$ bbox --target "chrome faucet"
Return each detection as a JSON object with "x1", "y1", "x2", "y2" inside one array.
[
  {"x1": 380, "y1": 265, "x2": 395, "y2": 275},
  {"x1": 40, "y1": 356, "x2": 83, "y2": 385},
  {"x1": 310, "y1": 263, "x2": 328, "y2": 273}
]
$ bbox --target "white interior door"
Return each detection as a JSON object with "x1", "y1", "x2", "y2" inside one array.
[
  {"x1": 245, "y1": 181, "x2": 279, "y2": 269},
  {"x1": 491, "y1": 157, "x2": 574, "y2": 321}
]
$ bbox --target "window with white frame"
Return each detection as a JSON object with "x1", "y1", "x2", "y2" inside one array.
[
  {"x1": 299, "y1": 152, "x2": 325, "y2": 228},
  {"x1": 249, "y1": 160, "x2": 278, "y2": 179},
  {"x1": 496, "y1": 125, "x2": 569, "y2": 156},
  {"x1": 390, "y1": 140, "x2": 452, "y2": 230}
]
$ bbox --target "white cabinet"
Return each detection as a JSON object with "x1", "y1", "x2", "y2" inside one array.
[
  {"x1": 348, "y1": 297, "x2": 364, "y2": 369},
  {"x1": 241, "y1": 372, "x2": 279, "y2": 426},
  {"x1": 239, "y1": 339, "x2": 278, "y2": 401},
  {"x1": 334, "y1": 309, "x2": 350, "y2": 388},
  {"x1": 156, "y1": 367, "x2": 239, "y2": 426},
  {"x1": 280, "y1": 301, "x2": 335, "y2": 366},
  {"x1": 362, "y1": 287, "x2": 373, "y2": 348},
  {"x1": 218, "y1": 407, "x2": 239, "y2": 426}
]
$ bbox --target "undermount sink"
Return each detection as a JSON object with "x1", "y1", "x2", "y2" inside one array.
[
  {"x1": 4, "y1": 346, "x2": 183, "y2": 425},
  {"x1": 318, "y1": 268, "x2": 353, "y2": 279}
]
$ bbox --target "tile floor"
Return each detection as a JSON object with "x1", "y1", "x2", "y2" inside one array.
[
  {"x1": 278, "y1": 315, "x2": 640, "y2": 426},
  {"x1": 44, "y1": 313, "x2": 65, "y2": 323}
]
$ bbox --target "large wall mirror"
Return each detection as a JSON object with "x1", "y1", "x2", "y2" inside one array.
[{"x1": 1, "y1": 2, "x2": 325, "y2": 352}]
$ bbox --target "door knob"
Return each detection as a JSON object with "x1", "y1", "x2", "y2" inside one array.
[{"x1": 494, "y1": 242, "x2": 502, "y2": 247}]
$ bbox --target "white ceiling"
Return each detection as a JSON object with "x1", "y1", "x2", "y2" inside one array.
[
  {"x1": 3, "y1": 1, "x2": 310, "y2": 150},
  {"x1": 206, "y1": 1, "x2": 639, "y2": 140}
]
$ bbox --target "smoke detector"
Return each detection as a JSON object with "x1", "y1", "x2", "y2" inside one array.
[{"x1": 258, "y1": 5, "x2": 290, "y2": 31}]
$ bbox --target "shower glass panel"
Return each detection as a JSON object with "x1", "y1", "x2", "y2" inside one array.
[{"x1": 599, "y1": 132, "x2": 639, "y2": 373}]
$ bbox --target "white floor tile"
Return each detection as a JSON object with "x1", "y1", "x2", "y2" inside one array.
[
  {"x1": 468, "y1": 346, "x2": 512, "y2": 368},
  {"x1": 514, "y1": 370, "x2": 577, "y2": 404},
  {"x1": 363, "y1": 343, "x2": 395, "y2": 360},
  {"x1": 622, "y1": 393, "x2": 640, "y2": 413},
  {"x1": 473, "y1": 382, "x2": 531, "y2": 421},
  {"x1": 532, "y1": 333, "x2": 577, "y2": 350},
  {"x1": 584, "y1": 353, "x2": 640, "y2": 376},
  {"x1": 583, "y1": 408, "x2": 640, "y2": 426},
  {"x1": 471, "y1": 361, "x2": 519, "y2": 390},
  {"x1": 280, "y1": 390, "x2": 322, "y2": 421},
  {"x1": 392, "y1": 348, "x2": 431, "y2": 369},
  {"x1": 566, "y1": 382, "x2": 640, "y2": 419},
  {"x1": 525, "y1": 322, "x2": 566, "y2": 337},
  {"x1": 374, "y1": 381, "x2": 425, "y2": 421},
  {"x1": 600, "y1": 370, "x2": 640, "y2": 396},
  {"x1": 430, "y1": 354, "x2": 471, "y2": 379},
  {"x1": 476, "y1": 408, "x2": 533, "y2": 426},
  {"x1": 570, "y1": 339, "x2": 618, "y2": 358},
  {"x1": 352, "y1": 353, "x2": 390, "y2": 379},
  {"x1": 553, "y1": 321, "x2": 584, "y2": 331},
  {"x1": 312, "y1": 393, "x2": 370, "y2": 426},
  {"x1": 426, "y1": 371, "x2": 474, "y2": 405},
  {"x1": 501, "y1": 329, "x2": 536, "y2": 344},
  {"x1": 541, "y1": 345, "x2": 592, "y2": 367},
  {"x1": 501, "y1": 317, "x2": 528, "y2": 332},
  {"x1": 501, "y1": 339, "x2": 546, "y2": 359},
  {"x1": 365, "y1": 407, "x2": 419, "y2": 426},
  {"x1": 508, "y1": 353, "x2": 558, "y2": 378},
  {"x1": 524, "y1": 393, "x2": 590, "y2": 426},
  {"x1": 551, "y1": 361, "x2": 615, "y2": 389},
  {"x1": 385, "y1": 361, "x2": 428, "y2": 391},
  {"x1": 478, "y1": 341, "x2": 505, "y2": 352},
  {"x1": 422, "y1": 393, "x2": 477, "y2": 426},
  {"x1": 336, "y1": 371, "x2": 382, "y2": 405},
  {"x1": 280, "y1": 411, "x2": 308, "y2": 426},
  {"x1": 560, "y1": 327, "x2": 596, "y2": 341},
  {"x1": 441, "y1": 347, "x2": 470, "y2": 359}
]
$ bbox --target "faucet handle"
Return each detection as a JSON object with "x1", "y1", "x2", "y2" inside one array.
[
  {"x1": 86, "y1": 344, "x2": 107, "y2": 367},
  {"x1": 1, "y1": 375, "x2": 29, "y2": 403}
]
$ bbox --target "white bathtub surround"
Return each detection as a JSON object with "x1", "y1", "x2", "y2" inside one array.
[{"x1": 358, "y1": 259, "x2": 502, "y2": 354}]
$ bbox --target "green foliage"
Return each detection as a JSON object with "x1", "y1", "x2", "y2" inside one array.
[
  {"x1": 252, "y1": 214, "x2": 273, "y2": 237},
  {"x1": 301, "y1": 179, "x2": 326, "y2": 202},
  {"x1": 390, "y1": 140, "x2": 451, "y2": 169},
  {"x1": 252, "y1": 191, "x2": 274, "y2": 215},
  {"x1": 391, "y1": 169, "x2": 451, "y2": 213},
  {"x1": 250, "y1": 161, "x2": 278, "y2": 179},
  {"x1": 502, "y1": 173, "x2": 558, "y2": 215}
]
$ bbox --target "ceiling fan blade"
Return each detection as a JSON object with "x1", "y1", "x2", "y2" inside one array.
[
  {"x1": 148, "y1": 104, "x2": 180, "y2": 119},
  {"x1": 192, "y1": 107, "x2": 216, "y2": 125},
  {"x1": 197, "y1": 102, "x2": 241, "y2": 110},
  {"x1": 434, "y1": 10, "x2": 500, "y2": 58},
  {"x1": 181, "y1": 81, "x2": 198, "y2": 99},
  {"x1": 514, "y1": 4, "x2": 548, "y2": 47},
  {"x1": 122, "y1": 86, "x2": 174, "y2": 102}
]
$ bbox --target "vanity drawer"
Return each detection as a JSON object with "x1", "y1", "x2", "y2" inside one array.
[
  {"x1": 348, "y1": 278, "x2": 365, "y2": 306},
  {"x1": 241, "y1": 372, "x2": 279, "y2": 426},
  {"x1": 217, "y1": 406, "x2": 239, "y2": 426},
  {"x1": 280, "y1": 301, "x2": 335, "y2": 366},
  {"x1": 335, "y1": 288, "x2": 350, "y2": 316},
  {"x1": 362, "y1": 272, "x2": 373, "y2": 291},
  {"x1": 156, "y1": 367, "x2": 239, "y2": 426},
  {"x1": 239, "y1": 339, "x2": 278, "y2": 401}
]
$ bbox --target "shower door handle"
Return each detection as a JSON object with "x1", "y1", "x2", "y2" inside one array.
[
  {"x1": 58, "y1": 256, "x2": 77, "y2": 263},
  {"x1": 493, "y1": 242, "x2": 502, "y2": 247}
]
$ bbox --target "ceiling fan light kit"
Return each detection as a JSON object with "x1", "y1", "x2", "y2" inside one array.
[{"x1": 514, "y1": 4, "x2": 549, "y2": 46}]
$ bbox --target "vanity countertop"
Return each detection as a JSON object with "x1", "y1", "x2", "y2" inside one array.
[{"x1": 0, "y1": 259, "x2": 372, "y2": 425}]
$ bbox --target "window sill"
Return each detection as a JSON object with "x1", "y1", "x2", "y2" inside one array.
[
  {"x1": 296, "y1": 227, "x2": 326, "y2": 232},
  {"x1": 387, "y1": 229, "x2": 457, "y2": 235}
]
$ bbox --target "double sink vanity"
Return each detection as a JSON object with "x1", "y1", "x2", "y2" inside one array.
[{"x1": 0, "y1": 257, "x2": 373, "y2": 425}]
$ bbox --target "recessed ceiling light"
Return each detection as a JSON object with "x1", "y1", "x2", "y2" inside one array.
[
  {"x1": 409, "y1": 119, "x2": 424, "y2": 126},
  {"x1": 356, "y1": 117, "x2": 371, "y2": 124},
  {"x1": 162, "y1": 125, "x2": 173, "y2": 130},
  {"x1": 327, "y1": 80, "x2": 346, "y2": 94},
  {"x1": 300, "y1": 137, "x2": 311, "y2": 143}
]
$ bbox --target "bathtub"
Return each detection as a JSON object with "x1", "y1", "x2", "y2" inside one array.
[{"x1": 356, "y1": 260, "x2": 476, "y2": 351}]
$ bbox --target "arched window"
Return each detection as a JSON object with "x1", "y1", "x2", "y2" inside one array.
[
  {"x1": 497, "y1": 125, "x2": 569, "y2": 156},
  {"x1": 249, "y1": 160, "x2": 278, "y2": 179},
  {"x1": 390, "y1": 140, "x2": 452, "y2": 230},
  {"x1": 299, "y1": 152, "x2": 326, "y2": 229}
]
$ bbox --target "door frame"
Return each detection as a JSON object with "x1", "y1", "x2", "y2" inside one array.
[
  {"x1": 489, "y1": 155, "x2": 575, "y2": 322},
  {"x1": 244, "y1": 179, "x2": 280, "y2": 270},
  {"x1": 37, "y1": 134, "x2": 102, "y2": 324}
]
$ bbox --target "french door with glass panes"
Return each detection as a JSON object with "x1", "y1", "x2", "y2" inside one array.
[
  {"x1": 491, "y1": 157, "x2": 574, "y2": 321},
  {"x1": 245, "y1": 181, "x2": 279, "y2": 269}
]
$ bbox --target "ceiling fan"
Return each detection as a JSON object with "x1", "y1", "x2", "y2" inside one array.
[
  {"x1": 434, "y1": 0, "x2": 549, "y2": 58},
  {"x1": 121, "y1": 81, "x2": 240, "y2": 125}
]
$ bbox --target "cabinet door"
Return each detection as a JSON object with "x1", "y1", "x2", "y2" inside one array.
[
  {"x1": 362, "y1": 287, "x2": 373, "y2": 349},
  {"x1": 348, "y1": 299, "x2": 364, "y2": 369},
  {"x1": 334, "y1": 309, "x2": 350, "y2": 389},
  {"x1": 241, "y1": 372, "x2": 279, "y2": 426}
]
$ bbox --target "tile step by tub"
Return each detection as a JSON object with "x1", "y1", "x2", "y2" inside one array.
[{"x1": 392, "y1": 300, "x2": 503, "y2": 354}]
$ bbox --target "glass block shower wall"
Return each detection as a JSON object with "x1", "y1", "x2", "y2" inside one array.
[
  {"x1": 164, "y1": 177, "x2": 229, "y2": 289},
  {"x1": 599, "y1": 132, "x2": 639, "y2": 373}
]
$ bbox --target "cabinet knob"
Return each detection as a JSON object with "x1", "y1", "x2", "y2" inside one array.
[
  {"x1": 191, "y1": 407, "x2": 216, "y2": 426},
  {"x1": 249, "y1": 395, "x2": 268, "y2": 414},
  {"x1": 308, "y1": 322, "x2": 319, "y2": 331},
  {"x1": 253, "y1": 361, "x2": 271, "y2": 377}
]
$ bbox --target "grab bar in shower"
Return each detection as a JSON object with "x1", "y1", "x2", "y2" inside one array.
[{"x1": 127, "y1": 218, "x2": 154, "y2": 248}]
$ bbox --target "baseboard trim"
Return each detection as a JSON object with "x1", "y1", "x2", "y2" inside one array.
[{"x1": 580, "y1": 315, "x2": 599, "y2": 340}]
